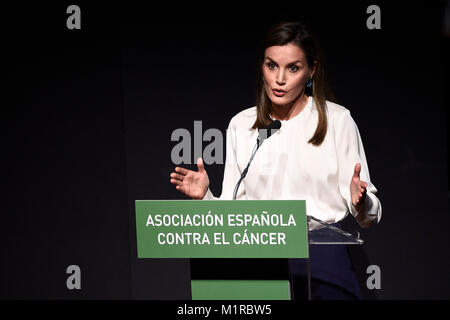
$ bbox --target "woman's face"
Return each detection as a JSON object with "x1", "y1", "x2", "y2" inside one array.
[{"x1": 262, "y1": 43, "x2": 315, "y2": 106}]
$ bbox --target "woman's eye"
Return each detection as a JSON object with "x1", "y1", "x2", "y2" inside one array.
[
  {"x1": 267, "y1": 62, "x2": 276, "y2": 69},
  {"x1": 289, "y1": 65, "x2": 300, "y2": 72}
]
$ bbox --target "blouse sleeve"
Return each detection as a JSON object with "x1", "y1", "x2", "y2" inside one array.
[
  {"x1": 335, "y1": 109, "x2": 382, "y2": 224},
  {"x1": 202, "y1": 117, "x2": 246, "y2": 200}
]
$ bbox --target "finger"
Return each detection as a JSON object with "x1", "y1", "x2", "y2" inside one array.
[
  {"x1": 196, "y1": 157, "x2": 205, "y2": 173},
  {"x1": 178, "y1": 185, "x2": 187, "y2": 194},
  {"x1": 353, "y1": 190, "x2": 363, "y2": 203},
  {"x1": 170, "y1": 172, "x2": 185, "y2": 181},
  {"x1": 359, "y1": 179, "x2": 368, "y2": 188},
  {"x1": 353, "y1": 163, "x2": 361, "y2": 178},
  {"x1": 359, "y1": 180, "x2": 368, "y2": 193},
  {"x1": 170, "y1": 179, "x2": 183, "y2": 186},
  {"x1": 175, "y1": 166, "x2": 190, "y2": 176}
]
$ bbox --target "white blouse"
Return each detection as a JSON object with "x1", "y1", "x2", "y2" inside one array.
[{"x1": 202, "y1": 96, "x2": 382, "y2": 229}]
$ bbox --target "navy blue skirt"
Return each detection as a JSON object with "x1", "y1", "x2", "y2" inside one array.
[{"x1": 288, "y1": 228, "x2": 362, "y2": 300}]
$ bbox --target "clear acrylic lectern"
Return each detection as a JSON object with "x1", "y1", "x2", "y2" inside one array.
[{"x1": 297, "y1": 216, "x2": 363, "y2": 300}]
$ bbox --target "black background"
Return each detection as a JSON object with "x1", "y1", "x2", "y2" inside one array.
[{"x1": 2, "y1": 2, "x2": 449, "y2": 299}]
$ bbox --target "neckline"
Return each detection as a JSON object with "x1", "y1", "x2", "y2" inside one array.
[{"x1": 269, "y1": 96, "x2": 312, "y2": 123}]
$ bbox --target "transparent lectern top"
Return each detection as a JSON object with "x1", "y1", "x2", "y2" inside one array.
[{"x1": 307, "y1": 216, "x2": 363, "y2": 245}]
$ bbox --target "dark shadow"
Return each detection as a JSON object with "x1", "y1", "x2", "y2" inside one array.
[{"x1": 340, "y1": 215, "x2": 378, "y2": 300}]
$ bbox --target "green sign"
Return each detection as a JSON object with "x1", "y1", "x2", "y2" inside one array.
[
  {"x1": 135, "y1": 200, "x2": 308, "y2": 258},
  {"x1": 191, "y1": 280, "x2": 291, "y2": 300}
]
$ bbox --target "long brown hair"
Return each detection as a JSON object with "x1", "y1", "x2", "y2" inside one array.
[{"x1": 252, "y1": 22, "x2": 336, "y2": 146}]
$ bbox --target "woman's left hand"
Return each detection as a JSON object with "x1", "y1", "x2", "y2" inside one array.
[{"x1": 350, "y1": 163, "x2": 368, "y2": 214}]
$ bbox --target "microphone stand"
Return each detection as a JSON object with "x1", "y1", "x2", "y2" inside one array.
[
  {"x1": 232, "y1": 120, "x2": 281, "y2": 200},
  {"x1": 232, "y1": 141, "x2": 259, "y2": 200}
]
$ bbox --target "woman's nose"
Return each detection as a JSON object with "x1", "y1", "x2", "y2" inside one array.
[{"x1": 276, "y1": 70, "x2": 286, "y2": 85}]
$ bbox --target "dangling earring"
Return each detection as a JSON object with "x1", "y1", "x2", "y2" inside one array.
[
  {"x1": 262, "y1": 76, "x2": 265, "y2": 83},
  {"x1": 305, "y1": 77, "x2": 313, "y2": 96}
]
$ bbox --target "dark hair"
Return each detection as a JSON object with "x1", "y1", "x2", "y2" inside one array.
[{"x1": 252, "y1": 21, "x2": 336, "y2": 146}]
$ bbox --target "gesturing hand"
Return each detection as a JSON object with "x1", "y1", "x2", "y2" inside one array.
[
  {"x1": 350, "y1": 163, "x2": 368, "y2": 214},
  {"x1": 170, "y1": 157, "x2": 210, "y2": 200}
]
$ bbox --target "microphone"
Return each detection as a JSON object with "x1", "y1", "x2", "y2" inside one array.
[
  {"x1": 257, "y1": 120, "x2": 282, "y2": 147},
  {"x1": 232, "y1": 120, "x2": 282, "y2": 200}
]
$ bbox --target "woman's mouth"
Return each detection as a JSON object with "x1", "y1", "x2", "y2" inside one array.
[{"x1": 272, "y1": 89, "x2": 287, "y2": 97}]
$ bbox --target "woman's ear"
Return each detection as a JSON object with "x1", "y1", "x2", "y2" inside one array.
[{"x1": 310, "y1": 60, "x2": 317, "y2": 78}]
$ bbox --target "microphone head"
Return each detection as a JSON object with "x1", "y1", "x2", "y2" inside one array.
[
  {"x1": 258, "y1": 120, "x2": 282, "y2": 143},
  {"x1": 271, "y1": 120, "x2": 281, "y2": 130}
]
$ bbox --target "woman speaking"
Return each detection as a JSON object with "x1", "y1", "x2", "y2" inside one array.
[{"x1": 169, "y1": 21, "x2": 381, "y2": 300}]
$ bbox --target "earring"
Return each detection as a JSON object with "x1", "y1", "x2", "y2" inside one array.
[
  {"x1": 262, "y1": 76, "x2": 265, "y2": 83},
  {"x1": 305, "y1": 77, "x2": 313, "y2": 96}
]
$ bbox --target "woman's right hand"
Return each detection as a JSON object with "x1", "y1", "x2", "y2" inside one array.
[{"x1": 170, "y1": 157, "x2": 210, "y2": 199}]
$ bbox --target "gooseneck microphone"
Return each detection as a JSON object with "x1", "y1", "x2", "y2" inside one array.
[{"x1": 232, "y1": 120, "x2": 281, "y2": 200}]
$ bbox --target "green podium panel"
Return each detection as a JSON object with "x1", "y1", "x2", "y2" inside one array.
[
  {"x1": 135, "y1": 200, "x2": 309, "y2": 300},
  {"x1": 135, "y1": 200, "x2": 309, "y2": 258},
  {"x1": 191, "y1": 280, "x2": 290, "y2": 300}
]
